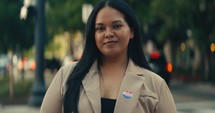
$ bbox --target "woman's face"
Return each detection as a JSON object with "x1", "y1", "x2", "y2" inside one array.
[{"x1": 95, "y1": 7, "x2": 133, "y2": 58}]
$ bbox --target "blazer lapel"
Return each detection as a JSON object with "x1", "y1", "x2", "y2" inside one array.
[
  {"x1": 82, "y1": 62, "x2": 101, "y2": 113},
  {"x1": 81, "y1": 60, "x2": 145, "y2": 113},
  {"x1": 114, "y1": 60, "x2": 144, "y2": 113}
]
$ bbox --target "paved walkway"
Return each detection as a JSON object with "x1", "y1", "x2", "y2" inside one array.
[
  {"x1": 176, "y1": 101, "x2": 215, "y2": 113},
  {"x1": 0, "y1": 105, "x2": 39, "y2": 113},
  {"x1": 171, "y1": 80, "x2": 215, "y2": 113}
]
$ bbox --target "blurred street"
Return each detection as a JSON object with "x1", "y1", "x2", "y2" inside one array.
[
  {"x1": 171, "y1": 80, "x2": 215, "y2": 113},
  {"x1": 1, "y1": 73, "x2": 215, "y2": 113}
]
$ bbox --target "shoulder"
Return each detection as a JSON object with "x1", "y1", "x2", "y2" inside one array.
[
  {"x1": 54, "y1": 61, "x2": 79, "y2": 87},
  {"x1": 137, "y1": 67, "x2": 167, "y2": 93},
  {"x1": 52, "y1": 61, "x2": 78, "y2": 85},
  {"x1": 58, "y1": 61, "x2": 78, "y2": 78},
  {"x1": 137, "y1": 67, "x2": 177, "y2": 112},
  {"x1": 53, "y1": 61, "x2": 78, "y2": 97},
  {"x1": 141, "y1": 68, "x2": 164, "y2": 85},
  {"x1": 127, "y1": 59, "x2": 165, "y2": 89}
]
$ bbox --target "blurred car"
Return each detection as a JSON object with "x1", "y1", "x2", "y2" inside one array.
[{"x1": 146, "y1": 51, "x2": 173, "y2": 86}]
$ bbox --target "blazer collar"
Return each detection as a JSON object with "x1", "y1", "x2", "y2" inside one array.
[
  {"x1": 82, "y1": 61, "x2": 101, "y2": 113},
  {"x1": 114, "y1": 59, "x2": 145, "y2": 113},
  {"x1": 85, "y1": 59, "x2": 144, "y2": 75},
  {"x1": 82, "y1": 59, "x2": 145, "y2": 113},
  {"x1": 126, "y1": 59, "x2": 144, "y2": 76}
]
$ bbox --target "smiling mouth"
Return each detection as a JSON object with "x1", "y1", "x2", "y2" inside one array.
[{"x1": 104, "y1": 41, "x2": 118, "y2": 46}]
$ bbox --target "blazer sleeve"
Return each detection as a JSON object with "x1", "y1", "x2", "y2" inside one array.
[
  {"x1": 155, "y1": 80, "x2": 177, "y2": 113},
  {"x1": 40, "y1": 68, "x2": 64, "y2": 113}
]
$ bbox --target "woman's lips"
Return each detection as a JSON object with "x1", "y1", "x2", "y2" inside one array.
[{"x1": 104, "y1": 41, "x2": 118, "y2": 46}]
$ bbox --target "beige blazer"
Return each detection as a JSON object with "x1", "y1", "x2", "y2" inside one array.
[{"x1": 40, "y1": 60, "x2": 177, "y2": 113}]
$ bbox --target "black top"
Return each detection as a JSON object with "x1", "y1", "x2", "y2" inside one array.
[{"x1": 101, "y1": 98, "x2": 116, "y2": 113}]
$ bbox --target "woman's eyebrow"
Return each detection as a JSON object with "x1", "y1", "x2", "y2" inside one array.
[
  {"x1": 95, "y1": 23, "x2": 103, "y2": 26},
  {"x1": 112, "y1": 20, "x2": 124, "y2": 24},
  {"x1": 96, "y1": 19, "x2": 125, "y2": 23},
  {"x1": 95, "y1": 20, "x2": 125, "y2": 26}
]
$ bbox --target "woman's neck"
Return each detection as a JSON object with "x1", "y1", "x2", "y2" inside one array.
[
  {"x1": 99, "y1": 55, "x2": 128, "y2": 99},
  {"x1": 100, "y1": 55, "x2": 128, "y2": 69}
]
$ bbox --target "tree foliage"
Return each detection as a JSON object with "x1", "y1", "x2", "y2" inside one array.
[
  {"x1": 1, "y1": 0, "x2": 214, "y2": 55},
  {"x1": 46, "y1": 0, "x2": 82, "y2": 34},
  {"x1": 150, "y1": 0, "x2": 215, "y2": 48},
  {"x1": 0, "y1": 0, "x2": 34, "y2": 53},
  {"x1": 45, "y1": 0, "x2": 99, "y2": 35}
]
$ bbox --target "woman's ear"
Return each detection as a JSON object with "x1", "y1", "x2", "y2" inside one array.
[{"x1": 130, "y1": 29, "x2": 134, "y2": 39}]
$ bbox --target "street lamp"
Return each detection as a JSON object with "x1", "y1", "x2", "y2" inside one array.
[
  {"x1": 20, "y1": 0, "x2": 36, "y2": 20},
  {"x1": 82, "y1": 3, "x2": 93, "y2": 24},
  {"x1": 20, "y1": 0, "x2": 46, "y2": 107}
]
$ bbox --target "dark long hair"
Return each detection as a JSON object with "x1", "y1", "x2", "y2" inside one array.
[{"x1": 63, "y1": 0, "x2": 151, "y2": 113}]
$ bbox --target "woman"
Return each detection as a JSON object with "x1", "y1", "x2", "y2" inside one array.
[{"x1": 40, "y1": 0, "x2": 177, "y2": 113}]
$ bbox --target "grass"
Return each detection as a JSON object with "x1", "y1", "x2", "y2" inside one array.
[{"x1": 0, "y1": 74, "x2": 33, "y2": 99}]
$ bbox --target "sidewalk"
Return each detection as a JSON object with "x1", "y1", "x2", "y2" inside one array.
[
  {"x1": 170, "y1": 79, "x2": 215, "y2": 102},
  {"x1": 0, "y1": 105, "x2": 39, "y2": 113},
  {"x1": 171, "y1": 79, "x2": 215, "y2": 94}
]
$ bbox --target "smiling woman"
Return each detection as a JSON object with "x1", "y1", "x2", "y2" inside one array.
[
  {"x1": 40, "y1": 0, "x2": 177, "y2": 113},
  {"x1": 94, "y1": 6, "x2": 133, "y2": 58}
]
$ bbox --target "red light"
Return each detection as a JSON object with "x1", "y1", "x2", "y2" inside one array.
[
  {"x1": 150, "y1": 51, "x2": 160, "y2": 59},
  {"x1": 18, "y1": 60, "x2": 23, "y2": 70},
  {"x1": 30, "y1": 61, "x2": 36, "y2": 71},
  {"x1": 166, "y1": 63, "x2": 173, "y2": 73}
]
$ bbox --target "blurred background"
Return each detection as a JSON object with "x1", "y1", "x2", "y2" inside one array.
[{"x1": 0, "y1": 0, "x2": 215, "y2": 113}]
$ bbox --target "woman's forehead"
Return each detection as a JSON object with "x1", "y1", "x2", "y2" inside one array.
[{"x1": 95, "y1": 7, "x2": 126, "y2": 24}]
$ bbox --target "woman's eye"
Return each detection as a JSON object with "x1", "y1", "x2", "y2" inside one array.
[
  {"x1": 113, "y1": 24, "x2": 122, "y2": 29},
  {"x1": 96, "y1": 27, "x2": 104, "y2": 32}
]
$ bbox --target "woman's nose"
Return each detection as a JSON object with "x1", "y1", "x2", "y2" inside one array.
[{"x1": 104, "y1": 28, "x2": 114, "y2": 38}]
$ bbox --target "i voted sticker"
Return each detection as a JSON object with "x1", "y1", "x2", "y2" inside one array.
[{"x1": 122, "y1": 90, "x2": 133, "y2": 99}]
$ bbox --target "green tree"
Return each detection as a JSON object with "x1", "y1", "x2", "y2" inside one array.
[
  {"x1": 150, "y1": 0, "x2": 215, "y2": 80},
  {"x1": 0, "y1": 0, "x2": 34, "y2": 53},
  {"x1": 45, "y1": 0, "x2": 99, "y2": 36},
  {"x1": 150, "y1": 0, "x2": 215, "y2": 47}
]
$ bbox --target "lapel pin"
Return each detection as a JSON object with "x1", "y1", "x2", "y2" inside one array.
[{"x1": 122, "y1": 90, "x2": 133, "y2": 99}]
